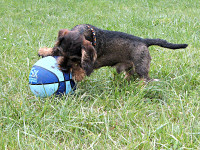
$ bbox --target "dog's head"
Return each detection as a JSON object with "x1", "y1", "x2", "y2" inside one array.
[{"x1": 53, "y1": 29, "x2": 97, "y2": 76}]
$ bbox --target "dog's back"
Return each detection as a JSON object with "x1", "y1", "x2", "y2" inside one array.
[{"x1": 72, "y1": 24, "x2": 188, "y2": 54}]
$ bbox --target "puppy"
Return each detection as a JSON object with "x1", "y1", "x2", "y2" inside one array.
[{"x1": 38, "y1": 24, "x2": 188, "y2": 82}]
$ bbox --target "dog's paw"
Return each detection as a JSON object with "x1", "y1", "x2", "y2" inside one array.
[
  {"x1": 73, "y1": 72, "x2": 86, "y2": 82},
  {"x1": 38, "y1": 47, "x2": 53, "y2": 57},
  {"x1": 72, "y1": 68, "x2": 86, "y2": 82}
]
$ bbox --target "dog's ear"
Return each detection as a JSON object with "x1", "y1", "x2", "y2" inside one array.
[
  {"x1": 54, "y1": 29, "x2": 70, "y2": 47},
  {"x1": 58, "y1": 29, "x2": 70, "y2": 38},
  {"x1": 81, "y1": 40, "x2": 97, "y2": 76}
]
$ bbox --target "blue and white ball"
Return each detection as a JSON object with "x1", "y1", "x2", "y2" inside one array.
[{"x1": 29, "y1": 56, "x2": 76, "y2": 97}]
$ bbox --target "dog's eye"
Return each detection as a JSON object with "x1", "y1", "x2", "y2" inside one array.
[{"x1": 70, "y1": 56, "x2": 81, "y2": 62}]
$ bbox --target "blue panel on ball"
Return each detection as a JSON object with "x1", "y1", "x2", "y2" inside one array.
[
  {"x1": 29, "y1": 83, "x2": 59, "y2": 97},
  {"x1": 34, "y1": 56, "x2": 65, "y2": 82},
  {"x1": 63, "y1": 72, "x2": 70, "y2": 81},
  {"x1": 29, "y1": 66, "x2": 59, "y2": 84},
  {"x1": 55, "y1": 81, "x2": 65, "y2": 95}
]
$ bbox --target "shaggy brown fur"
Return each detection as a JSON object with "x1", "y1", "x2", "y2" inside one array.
[{"x1": 38, "y1": 24, "x2": 188, "y2": 82}]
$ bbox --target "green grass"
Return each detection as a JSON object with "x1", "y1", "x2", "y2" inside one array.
[{"x1": 0, "y1": 0, "x2": 200, "y2": 149}]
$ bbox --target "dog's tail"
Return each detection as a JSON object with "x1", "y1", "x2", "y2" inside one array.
[{"x1": 144, "y1": 38, "x2": 188, "y2": 49}]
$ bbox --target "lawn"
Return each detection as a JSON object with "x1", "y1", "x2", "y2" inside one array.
[{"x1": 0, "y1": 0, "x2": 200, "y2": 149}]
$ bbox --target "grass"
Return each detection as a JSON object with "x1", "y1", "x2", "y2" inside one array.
[{"x1": 0, "y1": 0, "x2": 200, "y2": 149}]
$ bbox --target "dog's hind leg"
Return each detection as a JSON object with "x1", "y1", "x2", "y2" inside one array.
[
  {"x1": 114, "y1": 62, "x2": 135, "y2": 80},
  {"x1": 132, "y1": 45, "x2": 151, "y2": 82},
  {"x1": 114, "y1": 62, "x2": 133, "y2": 73}
]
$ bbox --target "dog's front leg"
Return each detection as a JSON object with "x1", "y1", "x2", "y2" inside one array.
[
  {"x1": 72, "y1": 65, "x2": 86, "y2": 82},
  {"x1": 38, "y1": 47, "x2": 53, "y2": 57}
]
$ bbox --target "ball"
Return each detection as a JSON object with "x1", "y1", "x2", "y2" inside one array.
[{"x1": 29, "y1": 56, "x2": 76, "y2": 97}]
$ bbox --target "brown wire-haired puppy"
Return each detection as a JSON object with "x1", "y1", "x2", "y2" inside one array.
[{"x1": 38, "y1": 24, "x2": 188, "y2": 82}]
